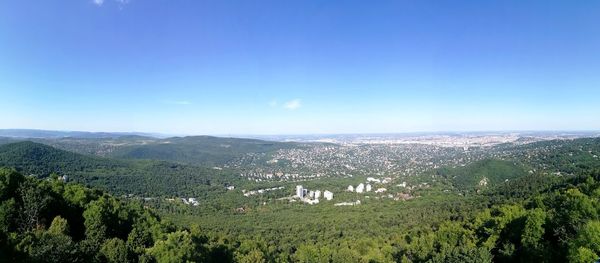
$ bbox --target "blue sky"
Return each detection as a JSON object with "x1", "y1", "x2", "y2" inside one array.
[{"x1": 1, "y1": 0, "x2": 599, "y2": 135}]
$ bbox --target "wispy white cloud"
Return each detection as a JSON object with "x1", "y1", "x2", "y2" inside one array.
[
  {"x1": 283, "y1": 99, "x2": 301, "y2": 110},
  {"x1": 92, "y1": 0, "x2": 130, "y2": 7},
  {"x1": 115, "y1": 0, "x2": 130, "y2": 9}
]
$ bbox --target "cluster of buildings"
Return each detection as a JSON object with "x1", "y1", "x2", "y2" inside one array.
[
  {"x1": 178, "y1": 198, "x2": 199, "y2": 206},
  {"x1": 314, "y1": 133, "x2": 529, "y2": 147},
  {"x1": 231, "y1": 143, "x2": 493, "y2": 185},
  {"x1": 243, "y1": 186, "x2": 285, "y2": 197},
  {"x1": 346, "y1": 183, "x2": 370, "y2": 193},
  {"x1": 165, "y1": 197, "x2": 200, "y2": 206},
  {"x1": 227, "y1": 133, "x2": 591, "y2": 190},
  {"x1": 367, "y1": 177, "x2": 393, "y2": 184},
  {"x1": 344, "y1": 178, "x2": 416, "y2": 197},
  {"x1": 347, "y1": 183, "x2": 390, "y2": 194},
  {"x1": 295, "y1": 185, "x2": 333, "y2": 205},
  {"x1": 238, "y1": 171, "x2": 326, "y2": 183}
]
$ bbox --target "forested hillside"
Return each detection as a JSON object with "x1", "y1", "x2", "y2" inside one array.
[
  {"x1": 3, "y1": 167, "x2": 600, "y2": 262},
  {"x1": 107, "y1": 136, "x2": 298, "y2": 165},
  {"x1": 0, "y1": 141, "x2": 126, "y2": 177},
  {"x1": 436, "y1": 159, "x2": 529, "y2": 190},
  {"x1": 0, "y1": 168, "x2": 239, "y2": 262},
  {"x1": 0, "y1": 135, "x2": 301, "y2": 167},
  {"x1": 400, "y1": 171, "x2": 600, "y2": 263},
  {"x1": 0, "y1": 142, "x2": 242, "y2": 198}
]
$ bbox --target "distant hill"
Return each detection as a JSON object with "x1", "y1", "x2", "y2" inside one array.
[
  {"x1": 0, "y1": 132, "x2": 302, "y2": 166},
  {"x1": 436, "y1": 159, "x2": 529, "y2": 190},
  {"x1": 0, "y1": 129, "x2": 163, "y2": 138},
  {"x1": 107, "y1": 135, "x2": 300, "y2": 165},
  {"x1": 0, "y1": 141, "x2": 241, "y2": 197},
  {"x1": 0, "y1": 141, "x2": 126, "y2": 177},
  {"x1": 0, "y1": 136, "x2": 17, "y2": 145}
]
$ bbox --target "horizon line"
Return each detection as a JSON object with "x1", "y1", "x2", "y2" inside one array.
[{"x1": 1, "y1": 128, "x2": 600, "y2": 138}]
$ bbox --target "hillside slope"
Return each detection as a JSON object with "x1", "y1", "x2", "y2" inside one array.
[
  {"x1": 436, "y1": 159, "x2": 529, "y2": 190},
  {"x1": 0, "y1": 168, "x2": 235, "y2": 262},
  {"x1": 107, "y1": 136, "x2": 299, "y2": 165},
  {"x1": 0, "y1": 141, "x2": 126, "y2": 177},
  {"x1": 1, "y1": 135, "x2": 301, "y2": 167},
  {"x1": 0, "y1": 142, "x2": 240, "y2": 197}
]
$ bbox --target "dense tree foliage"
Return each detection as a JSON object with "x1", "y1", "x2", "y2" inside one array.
[
  {"x1": 0, "y1": 168, "x2": 235, "y2": 262},
  {"x1": 436, "y1": 159, "x2": 529, "y2": 190},
  {"x1": 0, "y1": 142, "x2": 245, "y2": 198},
  {"x1": 397, "y1": 170, "x2": 600, "y2": 263},
  {"x1": 108, "y1": 136, "x2": 300, "y2": 166},
  {"x1": 0, "y1": 141, "x2": 126, "y2": 177}
]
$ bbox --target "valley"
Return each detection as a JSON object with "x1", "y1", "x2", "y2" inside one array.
[{"x1": 1, "y1": 130, "x2": 600, "y2": 262}]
